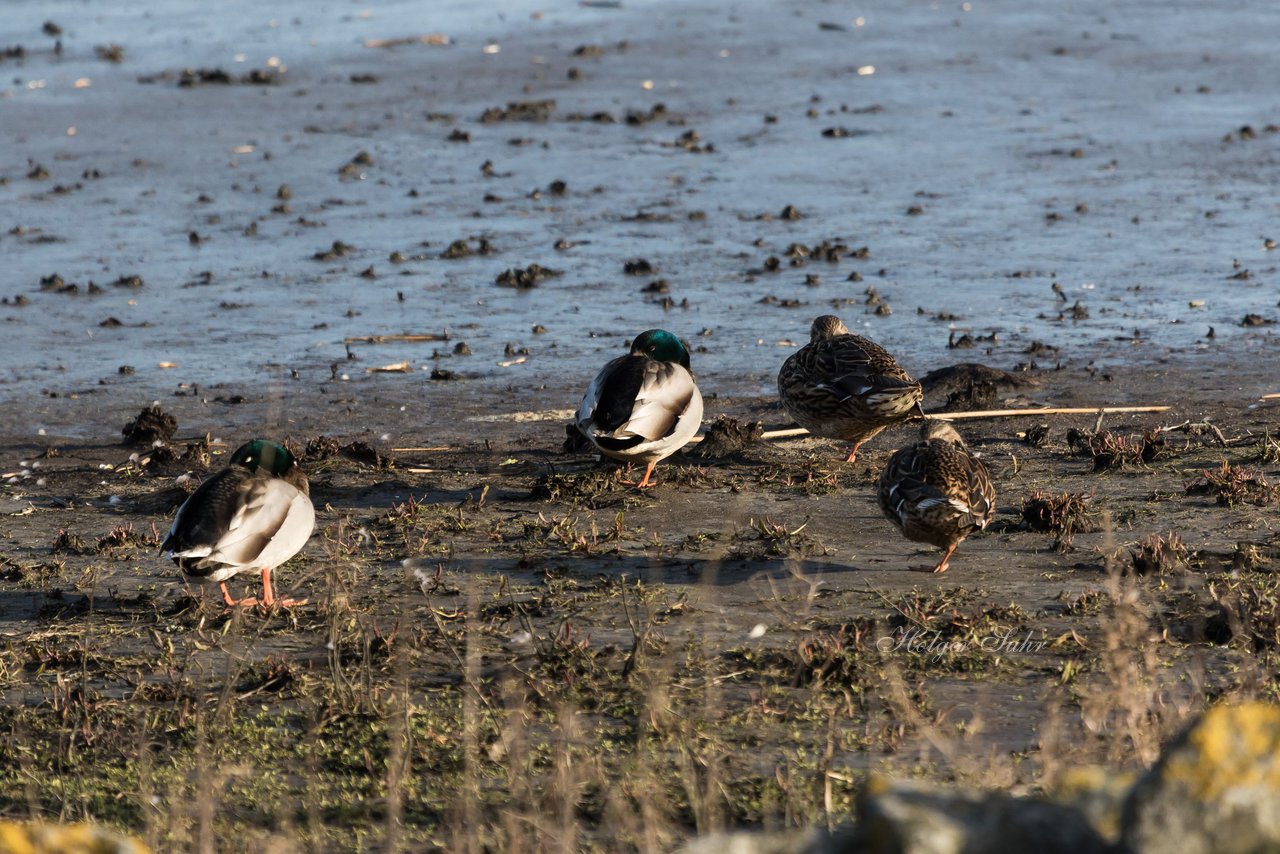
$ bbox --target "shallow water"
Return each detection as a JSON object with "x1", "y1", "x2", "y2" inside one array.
[{"x1": 3, "y1": 0, "x2": 1278, "y2": 419}]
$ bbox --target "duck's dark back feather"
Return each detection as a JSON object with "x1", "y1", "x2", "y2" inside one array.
[
  {"x1": 162, "y1": 469, "x2": 244, "y2": 551},
  {"x1": 592, "y1": 355, "x2": 647, "y2": 433},
  {"x1": 163, "y1": 468, "x2": 274, "y2": 577}
]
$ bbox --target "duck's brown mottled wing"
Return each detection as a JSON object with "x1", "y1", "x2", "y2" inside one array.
[
  {"x1": 879, "y1": 440, "x2": 995, "y2": 543},
  {"x1": 780, "y1": 334, "x2": 922, "y2": 432}
]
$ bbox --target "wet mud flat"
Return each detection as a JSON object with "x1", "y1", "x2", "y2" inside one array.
[
  {"x1": 2, "y1": 0, "x2": 1280, "y2": 846},
  {"x1": 1, "y1": 362, "x2": 1280, "y2": 848}
]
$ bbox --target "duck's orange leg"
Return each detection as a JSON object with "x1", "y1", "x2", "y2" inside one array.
[
  {"x1": 634, "y1": 461, "x2": 658, "y2": 489},
  {"x1": 909, "y1": 543, "x2": 958, "y2": 574},
  {"x1": 844, "y1": 441, "x2": 864, "y2": 463},
  {"x1": 221, "y1": 569, "x2": 307, "y2": 608}
]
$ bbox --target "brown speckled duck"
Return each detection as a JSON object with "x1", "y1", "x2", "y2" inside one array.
[
  {"x1": 878, "y1": 421, "x2": 996, "y2": 573},
  {"x1": 778, "y1": 315, "x2": 923, "y2": 462}
]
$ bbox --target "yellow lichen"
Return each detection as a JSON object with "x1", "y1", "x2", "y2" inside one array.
[
  {"x1": 0, "y1": 822, "x2": 150, "y2": 854},
  {"x1": 1160, "y1": 702, "x2": 1280, "y2": 802}
]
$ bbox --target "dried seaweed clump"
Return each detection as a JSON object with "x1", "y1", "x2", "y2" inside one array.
[
  {"x1": 1084, "y1": 429, "x2": 1167, "y2": 470},
  {"x1": 122, "y1": 404, "x2": 177, "y2": 445},
  {"x1": 1184, "y1": 461, "x2": 1279, "y2": 507},
  {"x1": 1128, "y1": 532, "x2": 1189, "y2": 576},
  {"x1": 688, "y1": 416, "x2": 763, "y2": 459},
  {"x1": 1021, "y1": 489, "x2": 1092, "y2": 551}
]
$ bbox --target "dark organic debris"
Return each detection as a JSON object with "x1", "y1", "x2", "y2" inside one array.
[
  {"x1": 303, "y1": 436, "x2": 342, "y2": 460},
  {"x1": 341, "y1": 441, "x2": 393, "y2": 469},
  {"x1": 625, "y1": 103, "x2": 668, "y2": 125},
  {"x1": 314, "y1": 241, "x2": 355, "y2": 262},
  {"x1": 563, "y1": 424, "x2": 593, "y2": 454},
  {"x1": 1083, "y1": 429, "x2": 1167, "y2": 470},
  {"x1": 441, "y1": 237, "x2": 494, "y2": 259},
  {"x1": 821, "y1": 127, "x2": 868, "y2": 139},
  {"x1": 1021, "y1": 424, "x2": 1051, "y2": 447},
  {"x1": 943, "y1": 379, "x2": 997, "y2": 412},
  {"x1": 480, "y1": 100, "x2": 556, "y2": 123},
  {"x1": 920, "y1": 363, "x2": 1028, "y2": 395},
  {"x1": 1128, "y1": 532, "x2": 1188, "y2": 576},
  {"x1": 1185, "y1": 461, "x2": 1279, "y2": 507},
  {"x1": 689, "y1": 416, "x2": 764, "y2": 459},
  {"x1": 673, "y1": 130, "x2": 714, "y2": 153},
  {"x1": 52, "y1": 529, "x2": 92, "y2": 556},
  {"x1": 174, "y1": 67, "x2": 282, "y2": 87},
  {"x1": 302, "y1": 436, "x2": 393, "y2": 469},
  {"x1": 122, "y1": 404, "x2": 177, "y2": 446},
  {"x1": 1021, "y1": 489, "x2": 1092, "y2": 550},
  {"x1": 338, "y1": 151, "x2": 374, "y2": 179},
  {"x1": 947, "y1": 330, "x2": 997, "y2": 349},
  {"x1": 496, "y1": 264, "x2": 562, "y2": 288}
]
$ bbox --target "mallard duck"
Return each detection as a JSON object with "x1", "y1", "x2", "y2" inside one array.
[
  {"x1": 877, "y1": 420, "x2": 996, "y2": 573},
  {"x1": 161, "y1": 439, "x2": 315, "y2": 607},
  {"x1": 778, "y1": 315, "x2": 923, "y2": 461},
  {"x1": 576, "y1": 329, "x2": 704, "y2": 488}
]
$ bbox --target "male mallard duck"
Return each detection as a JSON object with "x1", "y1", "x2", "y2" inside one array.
[
  {"x1": 778, "y1": 315, "x2": 923, "y2": 461},
  {"x1": 877, "y1": 420, "x2": 996, "y2": 573},
  {"x1": 576, "y1": 329, "x2": 704, "y2": 488},
  {"x1": 161, "y1": 439, "x2": 315, "y2": 607}
]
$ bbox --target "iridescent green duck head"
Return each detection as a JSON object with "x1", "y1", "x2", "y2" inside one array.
[
  {"x1": 229, "y1": 439, "x2": 297, "y2": 475},
  {"x1": 630, "y1": 329, "x2": 692, "y2": 370},
  {"x1": 810, "y1": 315, "x2": 851, "y2": 341}
]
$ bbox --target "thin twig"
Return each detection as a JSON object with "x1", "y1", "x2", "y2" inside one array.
[
  {"x1": 684, "y1": 406, "x2": 1171, "y2": 444},
  {"x1": 363, "y1": 33, "x2": 451, "y2": 49},
  {"x1": 933, "y1": 405, "x2": 1170, "y2": 420}
]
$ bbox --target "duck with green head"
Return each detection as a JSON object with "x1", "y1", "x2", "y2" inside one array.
[
  {"x1": 778, "y1": 314, "x2": 924, "y2": 462},
  {"x1": 161, "y1": 439, "x2": 315, "y2": 607},
  {"x1": 576, "y1": 329, "x2": 704, "y2": 488}
]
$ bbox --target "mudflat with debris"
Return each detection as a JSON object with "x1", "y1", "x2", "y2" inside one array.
[
  {"x1": 2, "y1": 0, "x2": 1280, "y2": 848},
  {"x1": 2, "y1": 362, "x2": 1280, "y2": 848}
]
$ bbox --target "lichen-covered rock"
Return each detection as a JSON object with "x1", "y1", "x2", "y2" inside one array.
[
  {"x1": 1121, "y1": 701, "x2": 1280, "y2": 854},
  {"x1": 855, "y1": 778, "x2": 1108, "y2": 854},
  {"x1": 1052, "y1": 765, "x2": 1134, "y2": 843},
  {"x1": 0, "y1": 821, "x2": 150, "y2": 853}
]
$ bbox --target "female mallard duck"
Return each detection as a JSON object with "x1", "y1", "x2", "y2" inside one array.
[
  {"x1": 161, "y1": 439, "x2": 315, "y2": 607},
  {"x1": 576, "y1": 329, "x2": 704, "y2": 488},
  {"x1": 877, "y1": 421, "x2": 996, "y2": 573},
  {"x1": 778, "y1": 315, "x2": 923, "y2": 462}
]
